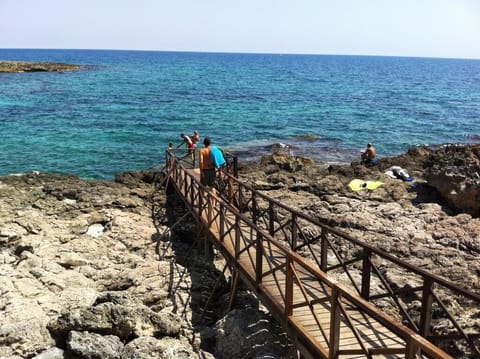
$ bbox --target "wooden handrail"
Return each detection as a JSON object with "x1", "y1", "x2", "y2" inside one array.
[{"x1": 223, "y1": 171, "x2": 479, "y2": 301}]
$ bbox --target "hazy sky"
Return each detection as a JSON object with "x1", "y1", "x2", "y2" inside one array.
[{"x1": 1, "y1": 0, "x2": 479, "y2": 59}]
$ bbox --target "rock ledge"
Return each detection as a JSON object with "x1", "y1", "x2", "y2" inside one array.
[{"x1": 0, "y1": 60, "x2": 83, "y2": 73}]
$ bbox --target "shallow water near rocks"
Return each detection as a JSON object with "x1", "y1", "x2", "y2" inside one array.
[{"x1": 1, "y1": 49, "x2": 480, "y2": 178}]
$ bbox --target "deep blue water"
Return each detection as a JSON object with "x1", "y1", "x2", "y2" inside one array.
[{"x1": 1, "y1": 49, "x2": 480, "y2": 179}]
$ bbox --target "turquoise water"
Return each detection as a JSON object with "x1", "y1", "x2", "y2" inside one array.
[{"x1": 1, "y1": 49, "x2": 480, "y2": 179}]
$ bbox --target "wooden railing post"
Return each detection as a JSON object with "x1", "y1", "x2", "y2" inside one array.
[
  {"x1": 234, "y1": 216, "x2": 241, "y2": 260},
  {"x1": 329, "y1": 287, "x2": 341, "y2": 359},
  {"x1": 183, "y1": 170, "x2": 188, "y2": 195},
  {"x1": 207, "y1": 191, "x2": 213, "y2": 227},
  {"x1": 419, "y1": 278, "x2": 434, "y2": 338},
  {"x1": 361, "y1": 248, "x2": 372, "y2": 299},
  {"x1": 285, "y1": 256, "x2": 293, "y2": 317},
  {"x1": 320, "y1": 228, "x2": 328, "y2": 272},
  {"x1": 252, "y1": 192, "x2": 257, "y2": 225},
  {"x1": 219, "y1": 202, "x2": 225, "y2": 242},
  {"x1": 233, "y1": 155, "x2": 238, "y2": 177},
  {"x1": 238, "y1": 185, "x2": 244, "y2": 212},
  {"x1": 198, "y1": 186, "x2": 204, "y2": 217},
  {"x1": 291, "y1": 213, "x2": 298, "y2": 250},
  {"x1": 405, "y1": 338, "x2": 419, "y2": 359},
  {"x1": 255, "y1": 230, "x2": 263, "y2": 283},
  {"x1": 189, "y1": 176, "x2": 194, "y2": 204},
  {"x1": 227, "y1": 176, "x2": 234, "y2": 204},
  {"x1": 269, "y1": 202, "x2": 275, "y2": 236}
]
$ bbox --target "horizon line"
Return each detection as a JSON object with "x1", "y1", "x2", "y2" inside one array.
[{"x1": 1, "y1": 47, "x2": 480, "y2": 61}]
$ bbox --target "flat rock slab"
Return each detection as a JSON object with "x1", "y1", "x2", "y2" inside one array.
[{"x1": 0, "y1": 60, "x2": 83, "y2": 73}]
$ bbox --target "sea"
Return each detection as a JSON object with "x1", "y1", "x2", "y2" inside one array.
[{"x1": 1, "y1": 49, "x2": 480, "y2": 179}]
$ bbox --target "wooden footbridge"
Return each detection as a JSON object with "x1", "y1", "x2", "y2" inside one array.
[{"x1": 164, "y1": 149, "x2": 480, "y2": 359}]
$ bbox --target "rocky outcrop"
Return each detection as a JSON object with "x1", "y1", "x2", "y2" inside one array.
[
  {"x1": 215, "y1": 308, "x2": 288, "y2": 359},
  {"x1": 240, "y1": 146, "x2": 480, "y2": 292},
  {"x1": 0, "y1": 171, "x2": 286, "y2": 358},
  {"x1": 0, "y1": 60, "x2": 83, "y2": 73},
  {"x1": 2, "y1": 143, "x2": 480, "y2": 358},
  {"x1": 260, "y1": 153, "x2": 313, "y2": 172},
  {"x1": 423, "y1": 144, "x2": 480, "y2": 217},
  {"x1": 238, "y1": 145, "x2": 480, "y2": 358}
]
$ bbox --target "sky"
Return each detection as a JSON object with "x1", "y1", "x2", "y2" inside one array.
[{"x1": 1, "y1": 0, "x2": 480, "y2": 59}]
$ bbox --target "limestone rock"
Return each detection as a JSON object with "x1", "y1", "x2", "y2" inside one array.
[
  {"x1": 260, "y1": 153, "x2": 313, "y2": 172},
  {"x1": 122, "y1": 336, "x2": 212, "y2": 359},
  {"x1": 423, "y1": 144, "x2": 480, "y2": 217},
  {"x1": 215, "y1": 308, "x2": 287, "y2": 358},
  {"x1": 0, "y1": 320, "x2": 55, "y2": 358},
  {"x1": 32, "y1": 347, "x2": 65, "y2": 359},
  {"x1": 66, "y1": 331, "x2": 124, "y2": 359}
]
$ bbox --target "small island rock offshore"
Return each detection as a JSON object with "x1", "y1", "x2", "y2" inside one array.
[{"x1": 0, "y1": 60, "x2": 83, "y2": 73}]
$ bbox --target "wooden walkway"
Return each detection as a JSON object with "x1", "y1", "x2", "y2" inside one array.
[{"x1": 164, "y1": 152, "x2": 477, "y2": 358}]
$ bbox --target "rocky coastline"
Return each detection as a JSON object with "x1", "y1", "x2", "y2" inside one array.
[
  {"x1": 1, "y1": 143, "x2": 479, "y2": 358},
  {"x1": 0, "y1": 61, "x2": 83, "y2": 73}
]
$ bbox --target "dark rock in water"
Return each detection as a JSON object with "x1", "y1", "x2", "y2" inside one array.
[{"x1": 0, "y1": 60, "x2": 83, "y2": 73}]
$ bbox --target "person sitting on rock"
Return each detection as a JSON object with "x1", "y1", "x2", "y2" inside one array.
[{"x1": 361, "y1": 143, "x2": 378, "y2": 165}]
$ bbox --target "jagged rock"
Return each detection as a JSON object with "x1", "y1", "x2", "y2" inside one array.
[
  {"x1": 0, "y1": 320, "x2": 55, "y2": 358},
  {"x1": 47, "y1": 303, "x2": 182, "y2": 344},
  {"x1": 122, "y1": 336, "x2": 213, "y2": 359},
  {"x1": 215, "y1": 308, "x2": 288, "y2": 358},
  {"x1": 32, "y1": 347, "x2": 65, "y2": 359},
  {"x1": 2, "y1": 144, "x2": 480, "y2": 359},
  {"x1": 423, "y1": 144, "x2": 480, "y2": 217},
  {"x1": 260, "y1": 153, "x2": 313, "y2": 172},
  {"x1": 66, "y1": 331, "x2": 124, "y2": 359},
  {"x1": 47, "y1": 304, "x2": 133, "y2": 342}
]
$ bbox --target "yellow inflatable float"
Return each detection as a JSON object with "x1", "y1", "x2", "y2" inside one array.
[{"x1": 348, "y1": 179, "x2": 384, "y2": 191}]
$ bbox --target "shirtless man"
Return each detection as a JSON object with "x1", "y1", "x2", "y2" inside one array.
[
  {"x1": 181, "y1": 133, "x2": 194, "y2": 149},
  {"x1": 361, "y1": 143, "x2": 377, "y2": 164},
  {"x1": 198, "y1": 137, "x2": 216, "y2": 188},
  {"x1": 191, "y1": 130, "x2": 200, "y2": 146},
  {"x1": 181, "y1": 133, "x2": 195, "y2": 161}
]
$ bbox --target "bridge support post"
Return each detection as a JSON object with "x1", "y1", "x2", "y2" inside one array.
[
  {"x1": 228, "y1": 269, "x2": 239, "y2": 311},
  {"x1": 285, "y1": 256, "x2": 293, "y2": 317},
  {"x1": 320, "y1": 228, "x2": 328, "y2": 272},
  {"x1": 361, "y1": 248, "x2": 372, "y2": 299},
  {"x1": 269, "y1": 203, "x2": 275, "y2": 236},
  {"x1": 203, "y1": 234, "x2": 213, "y2": 261},
  {"x1": 255, "y1": 230, "x2": 263, "y2": 284},
  {"x1": 291, "y1": 213, "x2": 298, "y2": 251},
  {"x1": 419, "y1": 278, "x2": 434, "y2": 338},
  {"x1": 329, "y1": 288, "x2": 341, "y2": 359}
]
